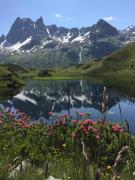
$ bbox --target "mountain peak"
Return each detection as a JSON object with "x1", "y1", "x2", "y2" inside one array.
[
  {"x1": 96, "y1": 19, "x2": 112, "y2": 27},
  {"x1": 0, "y1": 34, "x2": 5, "y2": 39},
  {"x1": 0, "y1": 34, "x2": 5, "y2": 43},
  {"x1": 35, "y1": 17, "x2": 45, "y2": 26},
  {"x1": 91, "y1": 19, "x2": 119, "y2": 37},
  {"x1": 6, "y1": 17, "x2": 34, "y2": 44},
  {"x1": 14, "y1": 17, "x2": 33, "y2": 24},
  {"x1": 15, "y1": 17, "x2": 22, "y2": 22}
]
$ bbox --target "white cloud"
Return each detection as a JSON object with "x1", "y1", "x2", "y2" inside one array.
[
  {"x1": 66, "y1": 17, "x2": 71, "y2": 21},
  {"x1": 54, "y1": 14, "x2": 72, "y2": 21},
  {"x1": 55, "y1": 13, "x2": 62, "y2": 18},
  {"x1": 103, "y1": 16, "x2": 118, "y2": 22}
]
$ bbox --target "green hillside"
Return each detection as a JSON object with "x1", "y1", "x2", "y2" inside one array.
[
  {"x1": 88, "y1": 42, "x2": 135, "y2": 75},
  {"x1": 0, "y1": 65, "x2": 25, "y2": 99}
]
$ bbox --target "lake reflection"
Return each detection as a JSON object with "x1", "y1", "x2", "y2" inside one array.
[{"x1": 0, "y1": 79, "x2": 135, "y2": 133}]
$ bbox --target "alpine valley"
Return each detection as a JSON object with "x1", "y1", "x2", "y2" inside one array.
[{"x1": 0, "y1": 17, "x2": 135, "y2": 68}]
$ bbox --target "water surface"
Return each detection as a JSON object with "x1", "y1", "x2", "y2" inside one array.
[{"x1": 0, "y1": 79, "x2": 135, "y2": 133}]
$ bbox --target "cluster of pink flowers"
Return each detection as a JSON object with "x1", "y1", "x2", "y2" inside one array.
[
  {"x1": 1, "y1": 109, "x2": 125, "y2": 135},
  {"x1": 47, "y1": 112, "x2": 125, "y2": 137},
  {"x1": 79, "y1": 112, "x2": 85, "y2": 116},
  {"x1": 15, "y1": 112, "x2": 33, "y2": 128},
  {"x1": 16, "y1": 119, "x2": 33, "y2": 128},
  {"x1": 112, "y1": 124, "x2": 124, "y2": 133},
  {"x1": 71, "y1": 119, "x2": 100, "y2": 140},
  {"x1": 0, "y1": 108, "x2": 33, "y2": 129},
  {"x1": 52, "y1": 121, "x2": 66, "y2": 128},
  {"x1": 72, "y1": 120, "x2": 78, "y2": 124}
]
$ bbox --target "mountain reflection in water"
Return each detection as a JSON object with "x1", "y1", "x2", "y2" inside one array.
[{"x1": 0, "y1": 80, "x2": 135, "y2": 133}]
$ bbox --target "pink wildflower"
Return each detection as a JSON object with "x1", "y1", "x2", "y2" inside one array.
[
  {"x1": 48, "y1": 112, "x2": 52, "y2": 115},
  {"x1": 62, "y1": 114, "x2": 67, "y2": 118},
  {"x1": 80, "y1": 113, "x2": 84, "y2": 116},
  {"x1": 112, "y1": 124, "x2": 123, "y2": 133},
  {"x1": 61, "y1": 121, "x2": 66, "y2": 125},
  {"x1": 96, "y1": 134, "x2": 100, "y2": 140},
  {"x1": 86, "y1": 119, "x2": 93, "y2": 123},
  {"x1": 82, "y1": 128, "x2": 88, "y2": 133},
  {"x1": 72, "y1": 120, "x2": 77, "y2": 124},
  {"x1": 88, "y1": 126, "x2": 93, "y2": 131},
  {"x1": 24, "y1": 124, "x2": 33, "y2": 128}
]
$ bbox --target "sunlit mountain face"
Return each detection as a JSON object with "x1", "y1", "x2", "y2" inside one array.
[{"x1": 0, "y1": 80, "x2": 135, "y2": 133}]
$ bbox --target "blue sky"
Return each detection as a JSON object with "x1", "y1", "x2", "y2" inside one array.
[{"x1": 0, "y1": 0, "x2": 135, "y2": 35}]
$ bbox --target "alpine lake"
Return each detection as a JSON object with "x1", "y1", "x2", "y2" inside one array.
[{"x1": 0, "y1": 79, "x2": 135, "y2": 134}]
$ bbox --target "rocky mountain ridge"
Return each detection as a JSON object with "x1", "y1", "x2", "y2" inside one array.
[{"x1": 0, "y1": 17, "x2": 135, "y2": 68}]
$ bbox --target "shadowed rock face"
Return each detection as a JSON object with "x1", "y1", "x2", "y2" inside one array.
[
  {"x1": 4, "y1": 18, "x2": 119, "y2": 46},
  {"x1": 6, "y1": 17, "x2": 49, "y2": 45},
  {"x1": 90, "y1": 19, "x2": 119, "y2": 38},
  {"x1": 6, "y1": 17, "x2": 35, "y2": 44}
]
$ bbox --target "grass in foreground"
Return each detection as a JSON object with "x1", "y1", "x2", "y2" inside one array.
[{"x1": 0, "y1": 108, "x2": 135, "y2": 180}]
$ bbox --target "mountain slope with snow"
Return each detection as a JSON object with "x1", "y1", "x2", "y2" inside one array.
[{"x1": 0, "y1": 17, "x2": 135, "y2": 68}]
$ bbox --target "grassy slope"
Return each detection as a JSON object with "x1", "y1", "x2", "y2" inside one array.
[{"x1": 88, "y1": 42, "x2": 135, "y2": 95}]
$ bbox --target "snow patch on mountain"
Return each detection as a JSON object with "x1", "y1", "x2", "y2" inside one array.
[
  {"x1": 0, "y1": 40, "x2": 6, "y2": 48},
  {"x1": 61, "y1": 33, "x2": 72, "y2": 43},
  {"x1": 71, "y1": 35, "x2": 85, "y2": 43},
  {"x1": 46, "y1": 27, "x2": 52, "y2": 38},
  {"x1": 6, "y1": 36, "x2": 32, "y2": 51}
]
